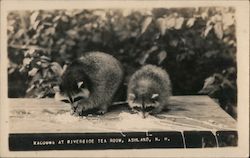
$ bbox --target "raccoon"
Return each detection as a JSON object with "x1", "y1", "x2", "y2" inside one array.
[
  {"x1": 55, "y1": 52, "x2": 124, "y2": 116},
  {"x1": 127, "y1": 64, "x2": 172, "y2": 118}
]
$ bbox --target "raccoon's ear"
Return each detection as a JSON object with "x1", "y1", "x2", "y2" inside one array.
[
  {"x1": 77, "y1": 81, "x2": 84, "y2": 89},
  {"x1": 128, "y1": 93, "x2": 136, "y2": 100},
  {"x1": 151, "y1": 94, "x2": 159, "y2": 99}
]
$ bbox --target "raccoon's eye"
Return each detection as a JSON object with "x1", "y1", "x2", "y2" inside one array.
[
  {"x1": 133, "y1": 106, "x2": 142, "y2": 111},
  {"x1": 73, "y1": 96, "x2": 85, "y2": 102},
  {"x1": 77, "y1": 81, "x2": 85, "y2": 89},
  {"x1": 80, "y1": 84, "x2": 86, "y2": 89},
  {"x1": 145, "y1": 106, "x2": 155, "y2": 112},
  {"x1": 151, "y1": 98, "x2": 158, "y2": 103},
  {"x1": 61, "y1": 99, "x2": 71, "y2": 103}
]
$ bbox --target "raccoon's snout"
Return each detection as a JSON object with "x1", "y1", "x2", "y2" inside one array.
[{"x1": 132, "y1": 105, "x2": 155, "y2": 113}]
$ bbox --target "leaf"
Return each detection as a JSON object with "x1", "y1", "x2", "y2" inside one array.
[
  {"x1": 139, "y1": 53, "x2": 150, "y2": 65},
  {"x1": 199, "y1": 76, "x2": 215, "y2": 93},
  {"x1": 165, "y1": 17, "x2": 176, "y2": 29},
  {"x1": 28, "y1": 67, "x2": 39, "y2": 76},
  {"x1": 32, "y1": 21, "x2": 40, "y2": 30},
  {"x1": 61, "y1": 16, "x2": 69, "y2": 22},
  {"x1": 186, "y1": 18, "x2": 196, "y2": 28},
  {"x1": 67, "y1": 30, "x2": 78, "y2": 38},
  {"x1": 221, "y1": 79, "x2": 234, "y2": 89},
  {"x1": 157, "y1": 51, "x2": 167, "y2": 65},
  {"x1": 169, "y1": 39, "x2": 178, "y2": 47},
  {"x1": 93, "y1": 10, "x2": 106, "y2": 20},
  {"x1": 19, "y1": 66, "x2": 26, "y2": 73},
  {"x1": 204, "y1": 50, "x2": 219, "y2": 58},
  {"x1": 41, "y1": 62, "x2": 49, "y2": 68},
  {"x1": 50, "y1": 62, "x2": 63, "y2": 76},
  {"x1": 156, "y1": 16, "x2": 176, "y2": 35},
  {"x1": 8, "y1": 68, "x2": 15, "y2": 74},
  {"x1": 30, "y1": 11, "x2": 39, "y2": 25},
  {"x1": 146, "y1": 46, "x2": 158, "y2": 54},
  {"x1": 53, "y1": 15, "x2": 61, "y2": 22},
  {"x1": 223, "y1": 13, "x2": 235, "y2": 28},
  {"x1": 30, "y1": 71, "x2": 42, "y2": 84},
  {"x1": 23, "y1": 58, "x2": 32, "y2": 66},
  {"x1": 56, "y1": 38, "x2": 64, "y2": 45},
  {"x1": 65, "y1": 39, "x2": 76, "y2": 46},
  {"x1": 214, "y1": 22, "x2": 223, "y2": 39},
  {"x1": 204, "y1": 25, "x2": 213, "y2": 37},
  {"x1": 176, "y1": 54, "x2": 186, "y2": 62},
  {"x1": 40, "y1": 55, "x2": 51, "y2": 61},
  {"x1": 39, "y1": 79, "x2": 43, "y2": 84},
  {"x1": 92, "y1": 33, "x2": 102, "y2": 43},
  {"x1": 36, "y1": 61, "x2": 42, "y2": 66},
  {"x1": 122, "y1": 9, "x2": 132, "y2": 17},
  {"x1": 198, "y1": 74, "x2": 220, "y2": 96},
  {"x1": 201, "y1": 12, "x2": 208, "y2": 20},
  {"x1": 37, "y1": 91, "x2": 46, "y2": 98},
  {"x1": 15, "y1": 29, "x2": 25, "y2": 38},
  {"x1": 138, "y1": 46, "x2": 158, "y2": 65},
  {"x1": 212, "y1": 14, "x2": 222, "y2": 22},
  {"x1": 174, "y1": 17, "x2": 184, "y2": 30},
  {"x1": 141, "y1": 16, "x2": 152, "y2": 34},
  {"x1": 46, "y1": 27, "x2": 55, "y2": 35},
  {"x1": 7, "y1": 25, "x2": 14, "y2": 33},
  {"x1": 25, "y1": 48, "x2": 36, "y2": 56},
  {"x1": 156, "y1": 18, "x2": 166, "y2": 35},
  {"x1": 228, "y1": 40, "x2": 236, "y2": 46},
  {"x1": 26, "y1": 84, "x2": 35, "y2": 93},
  {"x1": 42, "y1": 68, "x2": 49, "y2": 78}
]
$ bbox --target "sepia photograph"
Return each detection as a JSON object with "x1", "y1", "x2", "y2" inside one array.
[{"x1": 0, "y1": 0, "x2": 249, "y2": 157}]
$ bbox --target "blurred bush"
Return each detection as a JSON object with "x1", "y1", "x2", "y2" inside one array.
[{"x1": 7, "y1": 7, "x2": 237, "y2": 118}]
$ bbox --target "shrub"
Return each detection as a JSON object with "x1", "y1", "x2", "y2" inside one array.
[{"x1": 7, "y1": 7, "x2": 237, "y2": 118}]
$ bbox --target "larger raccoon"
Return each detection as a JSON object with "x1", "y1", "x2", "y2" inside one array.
[
  {"x1": 127, "y1": 64, "x2": 172, "y2": 118},
  {"x1": 55, "y1": 52, "x2": 124, "y2": 116}
]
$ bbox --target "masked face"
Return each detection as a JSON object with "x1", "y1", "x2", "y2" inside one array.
[
  {"x1": 54, "y1": 81, "x2": 90, "y2": 105},
  {"x1": 128, "y1": 93, "x2": 160, "y2": 118}
]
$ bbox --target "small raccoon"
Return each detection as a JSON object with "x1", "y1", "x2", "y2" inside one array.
[
  {"x1": 127, "y1": 64, "x2": 172, "y2": 118},
  {"x1": 55, "y1": 52, "x2": 124, "y2": 116}
]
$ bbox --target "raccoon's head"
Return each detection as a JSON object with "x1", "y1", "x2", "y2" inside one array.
[
  {"x1": 128, "y1": 93, "x2": 160, "y2": 118},
  {"x1": 54, "y1": 63, "x2": 91, "y2": 106},
  {"x1": 54, "y1": 81, "x2": 90, "y2": 105},
  {"x1": 128, "y1": 79, "x2": 162, "y2": 118}
]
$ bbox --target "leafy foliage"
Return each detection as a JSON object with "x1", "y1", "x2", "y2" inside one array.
[{"x1": 7, "y1": 7, "x2": 237, "y2": 118}]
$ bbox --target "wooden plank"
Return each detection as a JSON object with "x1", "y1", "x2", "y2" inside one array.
[{"x1": 9, "y1": 96, "x2": 237, "y2": 133}]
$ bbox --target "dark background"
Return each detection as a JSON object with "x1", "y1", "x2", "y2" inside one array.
[{"x1": 7, "y1": 7, "x2": 237, "y2": 118}]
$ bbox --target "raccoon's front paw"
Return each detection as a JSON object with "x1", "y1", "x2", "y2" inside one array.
[
  {"x1": 96, "y1": 105, "x2": 108, "y2": 115},
  {"x1": 96, "y1": 109, "x2": 106, "y2": 115}
]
